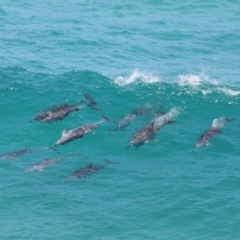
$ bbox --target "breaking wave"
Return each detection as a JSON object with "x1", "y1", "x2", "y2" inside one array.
[
  {"x1": 112, "y1": 70, "x2": 240, "y2": 98},
  {"x1": 177, "y1": 72, "x2": 220, "y2": 87},
  {"x1": 114, "y1": 70, "x2": 161, "y2": 86},
  {"x1": 176, "y1": 72, "x2": 240, "y2": 97}
]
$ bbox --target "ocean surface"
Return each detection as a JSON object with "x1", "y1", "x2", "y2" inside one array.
[{"x1": 1, "y1": 1, "x2": 240, "y2": 239}]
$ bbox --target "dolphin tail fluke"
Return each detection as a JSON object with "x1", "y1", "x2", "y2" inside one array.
[
  {"x1": 84, "y1": 93, "x2": 92, "y2": 100},
  {"x1": 48, "y1": 146, "x2": 60, "y2": 153},
  {"x1": 104, "y1": 159, "x2": 119, "y2": 164},
  {"x1": 65, "y1": 153, "x2": 82, "y2": 159},
  {"x1": 225, "y1": 117, "x2": 237, "y2": 123},
  {"x1": 219, "y1": 117, "x2": 237, "y2": 127},
  {"x1": 102, "y1": 115, "x2": 110, "y2": 122}
]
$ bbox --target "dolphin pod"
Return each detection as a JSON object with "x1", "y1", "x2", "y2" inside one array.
[{"x1": 0, "y1": 90, "x2": 236, "y2": 181}]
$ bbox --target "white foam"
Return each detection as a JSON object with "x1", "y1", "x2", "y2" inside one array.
[
  {"x1": 178, "y1": 74, "x2": 203, "y2": 87},
  {"x1": 165, "y1": 107, "x2": 181, "y2": 119},
  {"x1": 218, "y1": 88, "x2": 240, "y2": 96},
  {"x1": 114, "y1": 70, "x2": 160, "y2": 86},
  {"x1": 177, "y1": 73, "x2": 220, "y2": 87},
  {"x1": 212, "y1": 117, "x2": 227, "y2": 128},
  {"x1": 153, "y1": 107, "x2": 181, "y2": 128},
  {"x1": 177, "y1": 72, "x2": 240, "y2": 97},
  {"x1": 202, "y1": 90, "x2": 213, "y2": 95}
]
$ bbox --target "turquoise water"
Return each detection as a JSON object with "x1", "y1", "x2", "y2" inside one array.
[{"x1": 1, "y1": 1, "x2": 240, "y2": 239}]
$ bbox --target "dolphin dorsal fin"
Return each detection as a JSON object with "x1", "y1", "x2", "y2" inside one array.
[
  {"x1": 62, "y1": 129, "x2": 67, "y2": 136},
  {"x1": 150, "y1": 121, "x2": 155, "y2": 129}
]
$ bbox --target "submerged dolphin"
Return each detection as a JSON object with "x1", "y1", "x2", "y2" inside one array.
[
  {"x1": 67, "y1": 159, "x2": 116, "y2": 180},
  {"x1": 24, "y1": 158, "x2": 61, "y2": 172},
  {"x1": 54, "y1": 115, "x2": 109, "y2": 146},
  {"x1": 195, "y1": 116, "x2": 235, "y2": 149},
  {"x1": 0, "y1": 149, "x2": 36, "y2": 160},
  {"x1": 34, "y1": 103, "x2": 83, "y2": 123},
  {"x1": 115, "y1": 106, "x2": 151, "y2": 131},
  {"x1": 0, "y1": 147, "x2": 58, "y2": 160},
  {"x1": 116, "y1": 113, "x2": 136, "y2": 130},
  {"x1": 24, "y1": 153, "x2": 81, "y2": 172}
]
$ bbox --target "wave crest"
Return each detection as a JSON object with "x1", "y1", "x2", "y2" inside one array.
[
  {"x1": 177, "y1": 73, "x2": 240, "y2": 97},
  {"x1": 217, "y1": 88, "x2": 240, "y2": 96},
  {"x1": 114, "y1": 70, "x2": 160, "y2": 86},
  {"x1": 177, "y1": 73, "x2": 220, "y2": 87}
]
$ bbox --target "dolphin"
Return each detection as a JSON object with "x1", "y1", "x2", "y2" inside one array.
[
  {"x1": 67, "y1": 159, "x2": 117, "y2": 180},
  {"x1": 24, "y1": 153, "x2": 81, "y2": 172},
  {"x1": 195, "y1": 116, "x2": 235, "y2": 149},
  {"x1": 128, "y1": 122, "x2": 158, "y2": 148},
  {"x1": 24, "y1": 158, "x2": 61, "y2": 172},
  {"x1": 0, "y1": 147, "x2": 58, "y2": 160},
  {"x1": 54, "y1": 115, "x2": 109, "y2": 146},
  {"x1": 115, "y1": 106, "x2": 152, "y2": 131},
  {"x1": 128, "y1": 109, "x2": 177, "y2": 148},
  {"x1": 34, "y1": 103, "x2": 83, "y2": 123},
  {"x1": 0, "y1": 149, "x2": 36, "y2": 159},
  {"x1": 115, "y1": 113, "x2": 137, "y2": 130}
]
